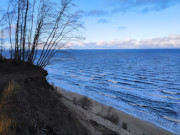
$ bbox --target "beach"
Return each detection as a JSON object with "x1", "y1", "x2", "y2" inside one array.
[{"x1": 54, "y1": 86, "x2": 174, "y2": 135}]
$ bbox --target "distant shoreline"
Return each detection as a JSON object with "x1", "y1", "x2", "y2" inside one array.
[
  {"x1": 54, "y1": 86, "x2": 174, "y2": 135},
  {"x1": 61, "y1": 48, "x2": 180, "y2": 50}
]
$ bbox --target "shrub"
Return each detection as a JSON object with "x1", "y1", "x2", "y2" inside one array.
[
  {"x1": 73, "y1": 97, "x2": 77, "y2": 105},
  {"x1": 103, "y1": 113, "x2": 119, "y2": 125},
  {"x1": 0, "y1": 55, "x2": 6, "y2": 63},
  {"x1": 51, "y1": 82, "x2": 55, "y2": 87},
  {"x1": 77, "y1": 97, "x2": 92, "y2": 110},
  {"x1": 122, "y1": 122, "x2": 128, "y2": 130},
  {"x1": 51, "y1": 83, "x2": 58, "y2": 92},
  {"x1": 101, "y1": 107, "x2": 119, "y2": 124}
]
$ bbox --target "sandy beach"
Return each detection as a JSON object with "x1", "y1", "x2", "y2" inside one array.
[{"x1": 54, "y1": 86, "x2": 174, "y2": 135}]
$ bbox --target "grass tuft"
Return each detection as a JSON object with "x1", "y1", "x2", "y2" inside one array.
[
  {"x1": 3, "y1": 80, "x2": 20, "y2": 99},
  {"x1": 122, "y1": 122, "x2": 128, "y2": 130},
  {"x1": 103, "y1": 113, "x2": 119, "y2": 125},
  {"x1": 102, "y1": 107, "x2": 119, "y2": 125},
  {"x1": 77, "y1": 97, "x2": 92, "y2": 110},
  {"x1": 0, "y1": 80, "x2": 19, "y2": 135},
  {"x1": 0, "y1": 114, "x2": 13, "y2": 135}
]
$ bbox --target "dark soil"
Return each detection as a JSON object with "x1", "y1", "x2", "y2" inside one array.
[{"x1": 0, "y1": 59, "x2": 88, "y2": 135}]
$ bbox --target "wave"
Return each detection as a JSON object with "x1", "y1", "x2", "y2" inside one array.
[
  {"x1": 110, "y1": 85, "x2": 134, "y2": 90},
  {"x1": 106, "y1": 80, "x2": 119, "y2": 83},
  {"x1": 163, "y1": 116, "x2": 180, "y2": 123},
  {"x1": 139, "y1": 76, "x2": 147, "y2": 79},
  {"x1": 106, "y1": 80, "x2": 135, "y2": 87},
  {"x1": 69, "y1": 74, "x2": 77, "y2": 77},
  {"x1": 98, "y1": 92, "x2": 117, "y2": 99},
  {"x1": 161, "y1": 90, "x2": 179, "y2": 95},
  {"x1": 71, "y1": 82, "x2": 82, "y2": 86},
  {"x1": 157, "y1": 95, "x2": 180, "y2": 101},
  {"x1": 131, "y1": 104, "x2": 148, "y2": 107},
  {"x1": 94, "y1": 73, "x2": 106, "y2": 76},
  {"x1": 133, "y1": 80, "x2": 152, "y2": 85},
  {"x1": 76, "y1": 76, "x2": 92, "y2": 80},
  {"x1": 118, "y1": 82, "x2": 133, "y2": 86}
]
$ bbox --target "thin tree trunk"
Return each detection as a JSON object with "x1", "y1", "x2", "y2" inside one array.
[
  {"x1": 22, "y1": 0, "x2": 29, "y2": 61},
  {"x1": 15, "y1": 0, "x2": 21, "y2": 60}
]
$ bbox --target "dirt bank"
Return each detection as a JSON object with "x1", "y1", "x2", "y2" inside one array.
[{"x1": 0, "y1": 60, "x2": 88, "y2": 135}]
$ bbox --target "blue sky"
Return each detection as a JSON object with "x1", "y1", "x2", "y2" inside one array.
[
  {"x1": 1, "y1": 0, "x2": 180, "y2": 49},
  {"x1": 73, "y1": 0, "x2": 180, "y2": 49}
]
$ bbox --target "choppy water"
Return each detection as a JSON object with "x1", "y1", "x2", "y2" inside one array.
[{"x1": 46, "y1": 49, "x2": 180, "y2": 134}]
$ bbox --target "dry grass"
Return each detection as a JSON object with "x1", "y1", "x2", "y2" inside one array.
[
  {"x1": 0, "y1": 114, "x2": 13, "y2": 135},
  {"x1": 0, "y1": 80, "x2": 19, "y2": 135},
  {"x1": 2, "y1": 80, "x2": 20, "y2": 100}
]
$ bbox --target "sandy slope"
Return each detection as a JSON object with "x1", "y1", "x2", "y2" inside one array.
[{"x1": 55, "y1": 87, "x2": 173, "y2": 135}]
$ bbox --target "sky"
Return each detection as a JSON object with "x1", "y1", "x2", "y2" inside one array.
[
  {"x1": 0, "y1": 0, "x2": 180, "y2": 49},
  {"x1": 72, "y1": 0, "x2": 180, "y2": 49}
]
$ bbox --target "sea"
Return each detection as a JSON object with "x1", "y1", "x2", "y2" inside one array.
[{"x1": 46, "y1": 49, "x2": 180, "y2": 134}]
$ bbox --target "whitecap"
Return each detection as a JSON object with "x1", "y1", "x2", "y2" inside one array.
[
  {"x1": 161, "y1": 91, "x2": 179, "y2": 95},
  {"x1": 110, "y1": 85, "x2": 134, "y2": 90},
  {"x1": 95, "y1": 73, "x2": 106, "y2": 76},
  {"x1": 131, "y1": 104, "x2": 148, "y2": 107},
  {"x1": 158, "y1": 95, "x2": 180, "y2": 101},
  {"x1": 163, "y1": 116, "x2": 180, "y2": 123},
  {"x1": 139, "y1": 76, "x2": 147, "y2": 79},
  {"x1": 106, "y1": 80, "x2": 118, "y2": 84},
  {"x1": 98, "y1": 92, "x2": 117, "y2": 99},
  {"x1": 76, "y1": 76, "x2": 91, "y2": 80}
]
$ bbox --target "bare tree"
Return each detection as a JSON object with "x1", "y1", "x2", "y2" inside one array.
[
  {"x1": 0, "y1": 0, "x2": 82, "y2": 67},
  {"x1": 0, "y1": 10, "x2": 5, "y2": 57},
  {"x1": 0, "y1": 28, "x2": 4, "y2": 55}
]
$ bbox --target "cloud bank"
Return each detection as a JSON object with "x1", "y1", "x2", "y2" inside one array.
[
  {"x1": 85, "y1": 0, "x2": 180, "y2": 17},
  {"x1": 74, "y1": 34, "x2": 180, "y2": 49}
]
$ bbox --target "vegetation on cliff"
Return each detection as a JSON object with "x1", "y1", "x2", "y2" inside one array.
[{"x1": 0, "y1": 59, "x2": 87, "y2": 135}]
